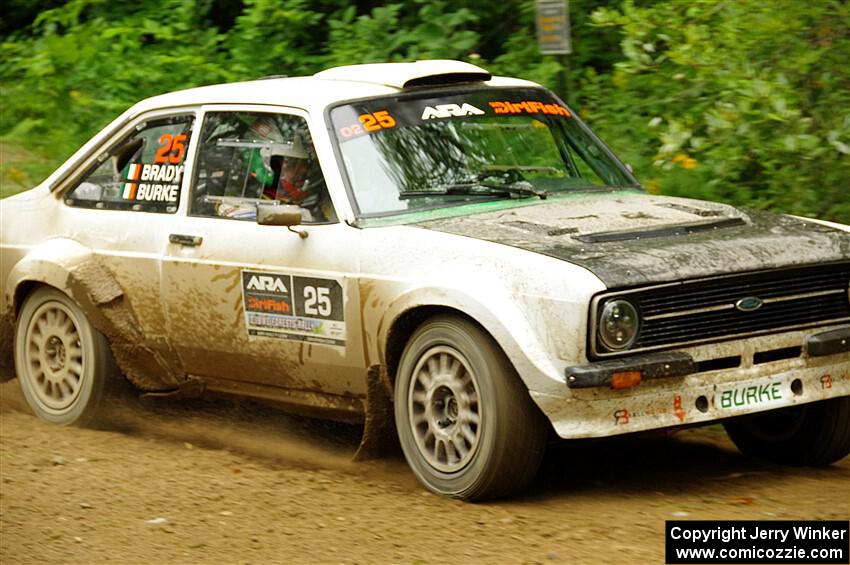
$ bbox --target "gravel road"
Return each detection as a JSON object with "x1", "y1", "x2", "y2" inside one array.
[{"x1": 1, "y1": 380, "x2": 847, "y2": 564}]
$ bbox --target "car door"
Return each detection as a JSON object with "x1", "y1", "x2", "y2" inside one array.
[
  {"x1": 57, "y1": 109, "x2": 199, "y2": 382},
  {"x1": 161, "y1": 105, "x2": 366, "y2": 397}
]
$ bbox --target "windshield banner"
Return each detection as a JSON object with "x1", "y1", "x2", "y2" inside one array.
[{"x1": 332, "y1": 88, "x2": 571, "y2": 142}]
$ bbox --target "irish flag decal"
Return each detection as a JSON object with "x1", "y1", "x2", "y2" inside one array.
[{"x1": 122, "y1": 164, "x2": 141, "y2": 199}]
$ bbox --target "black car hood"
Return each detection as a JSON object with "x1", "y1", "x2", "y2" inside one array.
[{"x1": 415, "y1": 192, "x2": 850, "y2": 288}]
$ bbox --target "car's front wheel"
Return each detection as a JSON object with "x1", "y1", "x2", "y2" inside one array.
[
  {"x1": 394, "y1": 315, "x2": 547, "y2": 501},
  {"x1": 723, "y1": 397, "x2": 850, "y2": 466},
  {"x1": 14, "y1": 286, "x2": 117, "y2": 426}
]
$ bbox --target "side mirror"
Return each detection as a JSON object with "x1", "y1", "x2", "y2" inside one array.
[
  {"x1": 256, "y1": 203, "x2": 308, "y2": 238},
  {"x1": 257, "y1": 203, "x2": 302, "y2": 226}
]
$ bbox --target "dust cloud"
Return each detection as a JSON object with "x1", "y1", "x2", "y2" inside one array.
[{"x1": 1, "y1": 380, "x2": 367, "y2": 474}]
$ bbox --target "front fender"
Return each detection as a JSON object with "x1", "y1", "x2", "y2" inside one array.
[{"x1": 365, "y1": 282, "x2": 566, "y2": 397}]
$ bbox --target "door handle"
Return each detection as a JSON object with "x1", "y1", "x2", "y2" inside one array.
[{"x1": 169, "y1": 234, "x2": 203, "y2": 247}]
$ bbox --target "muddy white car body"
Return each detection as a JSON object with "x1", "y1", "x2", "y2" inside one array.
[{"x1": 2, "y1": 60, "x2": 849, "y2": 500}]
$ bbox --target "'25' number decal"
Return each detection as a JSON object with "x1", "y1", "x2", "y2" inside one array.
[
  {"x1": 154, "y1": 133, "x2": 188, "y2": 164},
  {"x1": 303, "y1": 286, "x2": 332, "y2": 317},
  {"x1": 359, "y1": 110, "x2": 396, "y2": 132}
]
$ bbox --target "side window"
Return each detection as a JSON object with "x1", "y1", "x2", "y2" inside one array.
[
  {"x1": 65, "y1": 115, "x2": 195, "y2": 213},
  {"x1": 190, "y1": 111, "x2": 336, "y2": 223}
]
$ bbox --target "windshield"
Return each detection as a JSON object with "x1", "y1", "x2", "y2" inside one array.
[{"x1": 330, "y1": 87, "x2": 636, "y2": 217}]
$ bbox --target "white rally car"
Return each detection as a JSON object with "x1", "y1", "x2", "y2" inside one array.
[{"x1": 2, "y1": 60, "x2": 848, "y2": 500}]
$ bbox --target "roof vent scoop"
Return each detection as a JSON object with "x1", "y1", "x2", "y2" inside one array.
[
  {"x1": 313, "y1": 60, "x2": 491, "y2": 89},
  {"x1": 402, "y1": 70, "x2": 491, "y2": 88}
]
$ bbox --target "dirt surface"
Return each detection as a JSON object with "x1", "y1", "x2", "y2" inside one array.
[{"x1": 1, "y1": 380, "x2": 848, "y2": 565}]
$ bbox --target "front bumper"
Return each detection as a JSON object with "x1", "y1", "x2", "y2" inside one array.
[
  {"x1": 531, "y1": 326, "x2": 850, "y2": 439},
  {"x1": 565, "y1": 326, "x2": 850, "y2": 389}
]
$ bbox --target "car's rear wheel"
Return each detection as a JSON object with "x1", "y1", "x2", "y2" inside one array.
[
  {"x1": 394, "y1": 315, "x2": 547, "y2": 501},
  {"x1": 14, "y1": 287, "x2": 117, "y2": 426},
  {"x1": 723, "y1": 397, "x2": 850, "y2": 466}
]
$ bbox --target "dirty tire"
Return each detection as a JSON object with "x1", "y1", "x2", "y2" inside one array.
[
  {"x1": 394, "y1": 315, "x2": 547, "y2": 501},
  {"x1": 723, "y1": 397, "x2": 850, "y2": 466},
  {"x1": 14, "y1": 287, "x2": 118, "y2": 426}
]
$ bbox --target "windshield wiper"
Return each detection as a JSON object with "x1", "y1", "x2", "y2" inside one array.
[
  {"x1": 399, "y1": 181, "x2": 548, "y2": 200},
  {"x1": 480, "y1": 165, "x2": 562, "y2": 175}
]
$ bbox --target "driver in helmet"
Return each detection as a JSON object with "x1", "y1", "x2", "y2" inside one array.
[
  {"x1": 260, "y1": 135, "x2": 311, "y2": 204},
  {"x1": 217, "y1": 117, "x2": 332, "y2": 221}
]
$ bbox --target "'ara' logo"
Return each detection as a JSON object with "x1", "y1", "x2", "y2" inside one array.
[
  {"x1": 421, "y1": 103, "x2": 485, "y2": 120},
  {"x1": 246, "y1": 275, "x2": 288, "y2": 293}
]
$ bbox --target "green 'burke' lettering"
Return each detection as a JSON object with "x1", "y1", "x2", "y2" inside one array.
[{"x1": 721, "y1": 381, "x2": 782, "y2": 409}]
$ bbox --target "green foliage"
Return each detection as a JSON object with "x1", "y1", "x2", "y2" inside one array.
[
  {"x1": 324, "y1": 1, "x2": 479, "y2": 66},
  {"x1": 1, "y1": 0, "x2": 848, "y2": 223},
  {"x1": 227, "y1": 0, "x2": 326, "y2": 77},
  {"x1": 0, "y1": 140, "x2": 55, "y2": 198},
  {"x1": 1, "y1": 0, "x2": 231, "y2": 158},
  {"x1": 585, "y1": 0, "x2": 850, "y2": 222}
]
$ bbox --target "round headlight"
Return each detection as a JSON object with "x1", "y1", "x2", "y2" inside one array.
[{"x1": 599, "y1": 299, "x2": 640, "y2": 351}]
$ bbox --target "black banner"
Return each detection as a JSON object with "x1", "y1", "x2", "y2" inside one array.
[{"x1": 666, "y1": 521, "x2": 849, "y2": 564}]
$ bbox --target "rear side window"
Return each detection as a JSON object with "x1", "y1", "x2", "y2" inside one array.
[{"x1": 65, "y1": 114, "x2": 195, "y2": 213}]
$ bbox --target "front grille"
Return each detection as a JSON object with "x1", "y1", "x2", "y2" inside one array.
[{"x1": 593, "y1": 263, "x2": 850, "y2": 357}]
